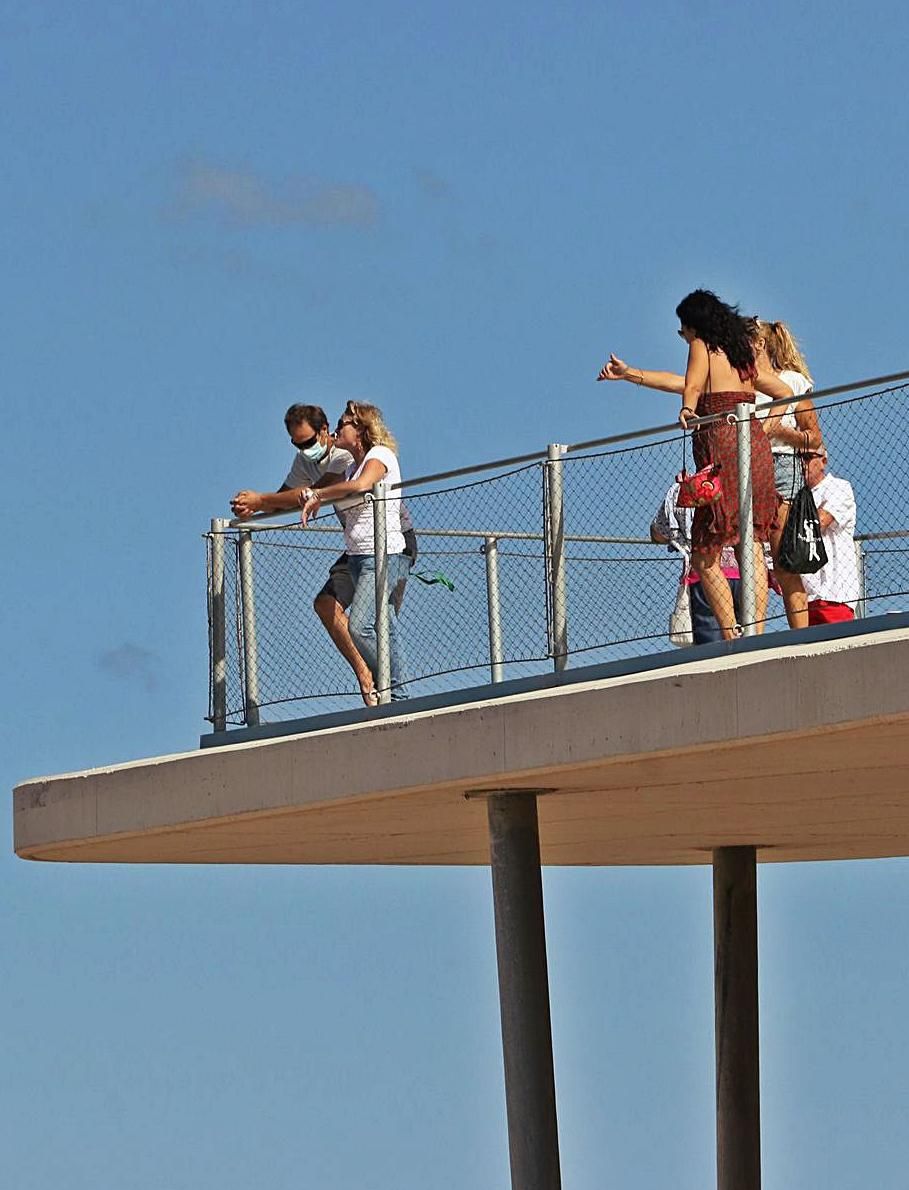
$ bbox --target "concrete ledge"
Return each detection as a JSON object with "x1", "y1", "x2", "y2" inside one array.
[{"x1": 13, "y1": 620, "x2": 909, "y2": 867}]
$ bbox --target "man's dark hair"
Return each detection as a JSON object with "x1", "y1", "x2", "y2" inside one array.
[{"x1": 284, "y1": 403, "x2": 329, "y2": 432}]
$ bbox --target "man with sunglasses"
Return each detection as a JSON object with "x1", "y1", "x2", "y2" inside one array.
[
  {"x1": 799, "y1": 448, "x2": 860, "y2": 625},
  {"x1": 232, "y1": 404, "x2": 353, "y2": 519},
  {"x1": 231, "y1": 403, "x2": 417, "y2": 699}
]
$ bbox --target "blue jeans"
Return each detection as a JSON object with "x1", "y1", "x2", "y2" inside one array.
[
  {"x1": 689, "y1": 578, "x2": 742, "y2": 645},
  {"x1": 347, "y1": 553, "x2": 411, "y2": 700}
]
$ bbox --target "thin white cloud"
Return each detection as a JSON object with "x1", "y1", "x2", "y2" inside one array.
[{"x1": 171, "y1": 160, "x2": 380, "y2": 228}]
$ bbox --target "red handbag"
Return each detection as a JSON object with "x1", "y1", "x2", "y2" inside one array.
[
  {"x1": 676, "y1": 462, "x2": 723, "y2": 508},
  {"x1": 674, "y1": 359, "x2": 725, "y2": 509}
]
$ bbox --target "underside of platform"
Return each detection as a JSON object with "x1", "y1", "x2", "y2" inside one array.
[{"x1": 14, "y1": 621, "x2": 909, "y2": 867}]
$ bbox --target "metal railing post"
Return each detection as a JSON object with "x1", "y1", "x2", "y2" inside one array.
[
  {"x1": 484, "y1": 536, "x2": 505, "y2": 683},
  {"x1": 209, "y1": 518, "x2": 229, "y2": 732},
  {"x1": 854, "y1": 541, "x2": 867, "y2": 619},
  {"x1": 545, "y1": 445, "x2": 569, "y2": 672},
  {"x1": 372, "y1": 481, "x2": 392, "y2": 704},
  {"x1": 238, "y1": 528, "x2": 261, "y2": 727},
  {"x1": 734, "y1": 404, "x2": 758, "y2": 636}
]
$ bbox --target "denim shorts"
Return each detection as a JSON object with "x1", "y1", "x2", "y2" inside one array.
[
  {"x1": 773, "y1": 452, "x2": 802, "y2": 501},
  {"x1": 316, "y1": 532, "x2": 418, "y2": 609}
]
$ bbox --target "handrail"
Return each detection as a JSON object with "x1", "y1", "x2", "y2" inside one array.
[
  {"x1": 393, "y1": 369, "x2": 909, "y2": 492},
  {"x1": 217, "y1": 367, "x2": 909, "y2": 524},
  {"x1": 212, "y1": 519, "x2": 656, "y2": 545},
  {"x1": 212, "y1": 519, "x2": 909, "y2": 548}
]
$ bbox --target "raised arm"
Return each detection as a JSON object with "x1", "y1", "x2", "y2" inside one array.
[
  {"x1": 597, "y1": 354, "x2": 685, "y2": 395},
  {"x1": 679, "y1": 340, "x2": 708, "y2": 428},
  {"x1": 753, "y1": 365, "x2": 794, "y2": 400}
]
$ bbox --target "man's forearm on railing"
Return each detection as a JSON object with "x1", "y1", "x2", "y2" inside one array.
[{"x1": 231, "y1": 486, "x2": 300, "y2": 517}]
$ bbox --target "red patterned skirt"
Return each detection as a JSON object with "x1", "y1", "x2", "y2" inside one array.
[{"x1": 691, "y1": 392, "x2": 779, "y2": 551}]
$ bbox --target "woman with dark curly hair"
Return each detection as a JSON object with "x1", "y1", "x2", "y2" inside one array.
[
  {"x1": 598, "y1": 291, "x2": 791, "y2": 636},
  {"x1": 674, "y1": 289, "x2": 791, "y2": 636}
]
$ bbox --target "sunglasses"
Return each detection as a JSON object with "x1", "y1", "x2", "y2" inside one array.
[
  {"x1": 336, "y1": 418, "x2": 358, "y2": 432},
  {"x1": 289, "y1": 431, "x2": 319, "y2": 451}
]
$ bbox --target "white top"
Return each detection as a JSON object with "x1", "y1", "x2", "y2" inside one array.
[
  {"x1": 342, "y1": 445, "x2": 406, "y2": 556},
  {"x1": 755, "y1": 370, "x2": 813, "y2": 455},
  {"x1": 283, "y1": 443, "x2": 353, "y2": 489},
  {"x1": 801, "y1": 474, "x2": 860, "y2": 607}
]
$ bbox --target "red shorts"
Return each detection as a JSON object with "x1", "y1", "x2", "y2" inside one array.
[{"x1": 808, "y1": 600, "x2": 855, "y2": 626}]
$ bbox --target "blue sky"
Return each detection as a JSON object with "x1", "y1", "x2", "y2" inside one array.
[{"x1": 4, "y1": 2, "x2": 909, "y2": 1186}]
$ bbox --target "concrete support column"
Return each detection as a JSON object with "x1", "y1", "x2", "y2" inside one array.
[
  {"x1": 713, "y1": 845, "x2": 761, "y2": 1190},
  {"x1": 487, "y1": 793, "x2": 562, "y2": 1190}
]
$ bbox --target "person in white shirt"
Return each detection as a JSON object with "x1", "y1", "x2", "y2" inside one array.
[
  {"x1": 752, "y1": 320, "x2": 823, "y2": 629},
  {"x1": 231, "y1": 403, "x2": 416, "y2": 706},
  {"x1": 300, "y1": 402, "x2": 410, "y2": 703},
  {"x1": 800, "y1": 449, "x2": 860, "y2": 625},
  {"x1": 232, "y1": 403, "x2": 355, "y2": 517}
]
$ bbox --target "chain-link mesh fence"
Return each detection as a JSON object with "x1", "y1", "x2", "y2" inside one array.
[
  {"x1": 389, "y1": 462, "x2": 551, "y2": 694},
  {"x1": 811, "y1": 381, "x2": 909, "y2": 617},
  {"x1": 207, "y1": 461, "x2": 554, "y2": 725},
  {"x1": 206, "y1": 379, "x2": 909, "y2": 727},
  {"x1": 558, "y1": 432, "x2": 690, "y2": 663}
]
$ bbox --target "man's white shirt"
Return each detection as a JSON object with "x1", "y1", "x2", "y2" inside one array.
[
  {"x1": 801, "y1": 473, "x2": 860, "y2": 607},
  {"x1": 283, "y1": 444, "x2": 353, "y2": 489}
]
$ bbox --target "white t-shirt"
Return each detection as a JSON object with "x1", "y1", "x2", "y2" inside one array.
[
  {"x1": 800, "y1": 473, "x2": 860, "y2": 607},
  {"x1": 283, "y1": 443, "x2": 353, "y2": 489},
  {"x1": 755, "y1": 370, "x2": 813, "y2": 455},
  {"x1": 342, "y1": 445, "x2": 406, "y2": 556}
]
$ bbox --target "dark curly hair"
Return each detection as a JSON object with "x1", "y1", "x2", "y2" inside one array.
[{"x1": 676, "y1": 289, "x2": 756, "y2": 381}]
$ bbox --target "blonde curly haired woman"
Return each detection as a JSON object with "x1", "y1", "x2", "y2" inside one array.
[
  {"x1": 299, "y1": 401, "x2": 410, "y2": 703},
  {"x1": 753, "y1": 320, "x2": 822, "y2": 628}
]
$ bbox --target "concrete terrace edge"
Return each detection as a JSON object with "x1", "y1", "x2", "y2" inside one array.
[{"x1": 12, "y1": 616, "x2": 909, "y2": 866}]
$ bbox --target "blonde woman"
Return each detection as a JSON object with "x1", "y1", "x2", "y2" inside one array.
[
  {"x1": 300, "y1": 401, "x2": 410, "y2": 703},
  {"x1": 753, "y1": 320, "x2": 822, "y2": 629}
]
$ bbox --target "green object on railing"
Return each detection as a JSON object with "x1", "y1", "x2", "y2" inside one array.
[{"x1": 411, "y1": 570, "x2": 455, "y2": 592}]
